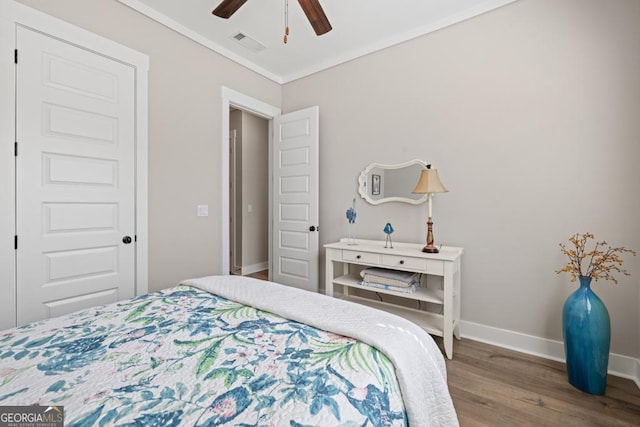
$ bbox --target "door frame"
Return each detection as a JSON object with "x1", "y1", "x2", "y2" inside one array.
[
  {"x1": 0, "y1": 0, "x2": 149, "y2": 330},
  {"x1": 221, "y1": 87, "x2": 280, "y2": 277},
  {"x1": 229, "y1": 128, "x2": 239, "y2": 274}
]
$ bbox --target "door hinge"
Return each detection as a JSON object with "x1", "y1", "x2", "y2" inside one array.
[
  {"x1": 14, "y1": 142, "x2": 17, "y2": 156},
  {"x1": 14, "y1": 235, "x2": 17, "y2": 250},
  {"x1": 14, "y1": 49, "x2": 17, "y2": 64}
]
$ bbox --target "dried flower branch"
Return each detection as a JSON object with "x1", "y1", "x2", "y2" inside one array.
[{"x1": 556, "y1": 233, "x2": 636, "y2": 283}]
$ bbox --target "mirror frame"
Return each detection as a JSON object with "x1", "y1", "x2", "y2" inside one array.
[{"x1": 357, "y1": 159, "x2": 428, "y2": 205}]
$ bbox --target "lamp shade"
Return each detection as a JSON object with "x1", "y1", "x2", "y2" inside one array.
[{"x1": 412, "y1": 165, "x2": 448, "y2": 194}]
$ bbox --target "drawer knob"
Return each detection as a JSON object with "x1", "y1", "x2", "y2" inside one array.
[
  {"x1": 399, "y1": 260, "x2": 405, "y2": 265},
  {"x1": 356, "y1": 255, "x2": 361, "y2": 259}
]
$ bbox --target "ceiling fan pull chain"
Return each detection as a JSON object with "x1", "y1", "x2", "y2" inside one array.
[{"x1": 284, "y1": 0, "x2": 289, "y2": 44}]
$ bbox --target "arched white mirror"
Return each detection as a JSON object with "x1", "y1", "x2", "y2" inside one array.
[{"x1": 358, "y1": 159, "x2": 428, "y2": 205}]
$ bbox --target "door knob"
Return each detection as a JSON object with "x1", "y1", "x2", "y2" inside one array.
[
  {"x1": 309, "y1": 226, "x2": 316, "y2": 232},
  {"x1": 122, "y1": 236, "x2": 132, "y2": 244}
]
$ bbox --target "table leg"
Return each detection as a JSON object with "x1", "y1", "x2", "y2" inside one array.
[
  {"x1": 443, "y1": 264, "x2": 454, "y2": 359},
  {"x1": 325, "y1": 249, "x2": 334, "y2": 297}
]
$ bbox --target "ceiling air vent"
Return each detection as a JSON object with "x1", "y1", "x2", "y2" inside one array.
[{"x1": 230, "y1": 32, "x2": 266, "y2": 54}]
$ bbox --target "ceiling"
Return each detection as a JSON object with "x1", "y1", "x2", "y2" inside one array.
[{"x1": 117, "y1": 0, "x2": 517, "y2": 83}]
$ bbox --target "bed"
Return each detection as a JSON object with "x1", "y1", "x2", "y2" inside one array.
[{"x1": 0, "y1": 275, "x2": 458, "y2": 426}]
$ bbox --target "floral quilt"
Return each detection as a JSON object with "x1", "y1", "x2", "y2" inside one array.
[{"x1": 0, "y1": 285, "x2": 407, "y2": 426}]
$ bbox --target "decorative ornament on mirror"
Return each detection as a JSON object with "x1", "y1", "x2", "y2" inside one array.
[{"x1": 345, "y1": 198, "x2": 357, "y2": 245}]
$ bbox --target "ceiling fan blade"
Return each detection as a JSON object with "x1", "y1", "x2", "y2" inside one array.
[
  {"x1": 212, "y1": 0, "x2": 248, "y2": 19},
  {"x1": 298, "y1": 0, "x2": 332, "y2": 35}
]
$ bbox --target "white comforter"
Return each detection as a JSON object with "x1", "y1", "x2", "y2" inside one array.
[{"x1": 182, "y1": 275, "x2": 459, "y2": 427}]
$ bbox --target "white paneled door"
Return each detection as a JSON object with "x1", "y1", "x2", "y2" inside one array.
[
  {"x1": 15, "y1": 26, "x2": 136, "y2": 325},
  {"x1": 272, "y1": 107, "x2": 319, "y2": 292}
]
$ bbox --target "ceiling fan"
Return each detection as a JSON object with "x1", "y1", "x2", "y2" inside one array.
[{"x1": 212, "y1": 0, "x2": 332, "y2": 36}]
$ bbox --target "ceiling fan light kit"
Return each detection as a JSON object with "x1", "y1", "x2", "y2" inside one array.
[{"x1": 213, "y1": 0, "x2": 332, "y2": 41}]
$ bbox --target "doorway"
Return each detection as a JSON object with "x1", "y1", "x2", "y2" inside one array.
[
  {"x1": 220, "y1": 87, "x2": 320, "y2": 292},
  {"x1": 229, "y1": 108, "x2": 270, "y2": 277},
  {"x1": 220, "y1": 87, "x2": 280, "y2": 280}
]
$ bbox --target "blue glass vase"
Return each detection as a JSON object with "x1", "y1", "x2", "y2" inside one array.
[{"x1": 562, "y1": 275, "x2": 611, "y2": 394}]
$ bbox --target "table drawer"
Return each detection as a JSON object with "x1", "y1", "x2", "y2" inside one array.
[
  {"x1": 381, "y1": 254, "x2": 427, "y2": 271},
  {"x1": 381, "y1": 254, "x2": 444, "y2": 275},
  {"x1": 342, "y1": 250, "x2": 380, "y2": 264}
]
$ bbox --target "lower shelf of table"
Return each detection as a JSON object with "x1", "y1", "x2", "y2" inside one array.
[
  {"x1": 332, "y1": 274, "x2": 444, "y2": 304},
  {"x1": 338, "y1": 294, "x2": 444, "y2": 338}
]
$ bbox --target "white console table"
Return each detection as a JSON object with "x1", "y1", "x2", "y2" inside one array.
[{"x1": 324, "y1": 239, "x2": 463, "y2": 359}]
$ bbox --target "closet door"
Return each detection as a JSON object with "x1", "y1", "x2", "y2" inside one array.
[{"x1": 15, "y1": 26, "x2": 136, "y2": 325}]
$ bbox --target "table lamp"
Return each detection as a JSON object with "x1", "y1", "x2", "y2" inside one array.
[{"x1": 412, "y1": 164, "x2": 448, "y2": 253}]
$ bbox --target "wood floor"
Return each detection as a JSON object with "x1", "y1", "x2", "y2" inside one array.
[
  {"x1": 245, "y1": 271, "x2": 640, "y2": 425},
  {"x1": 246, "y1": 270, "x2": 269, "y2": 281},
  {"x1": 440, "y1": 338, "x2": 640, "y2": 426}
]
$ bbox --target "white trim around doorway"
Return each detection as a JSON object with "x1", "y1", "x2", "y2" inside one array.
[{"x1": 220, "y1": 87, "x2": 280, "y2": 276}]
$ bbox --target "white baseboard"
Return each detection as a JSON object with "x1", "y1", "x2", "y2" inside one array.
[
  {"x1": 241, "y1": 262, "x2": 268, "y2": 276},
  {"x1": 460, "y1": 320, "x2": 640, "y2": 388}
]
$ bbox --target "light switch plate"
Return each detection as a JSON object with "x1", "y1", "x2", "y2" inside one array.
[{"x1": 197, "y1": 205, "x2": 209, "y2": 217}]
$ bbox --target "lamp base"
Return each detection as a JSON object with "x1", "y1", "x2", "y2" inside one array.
[{"x1": 422, "y1": 217, "x2": 439, "y2": 253}]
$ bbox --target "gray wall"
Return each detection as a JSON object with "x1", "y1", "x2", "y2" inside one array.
[
  {"x1": 16, "y1": 0, "x2": 282, "y2": 290},
  {"x1": 283, "y1": 0, "x2": 640, "y2": 357}
]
